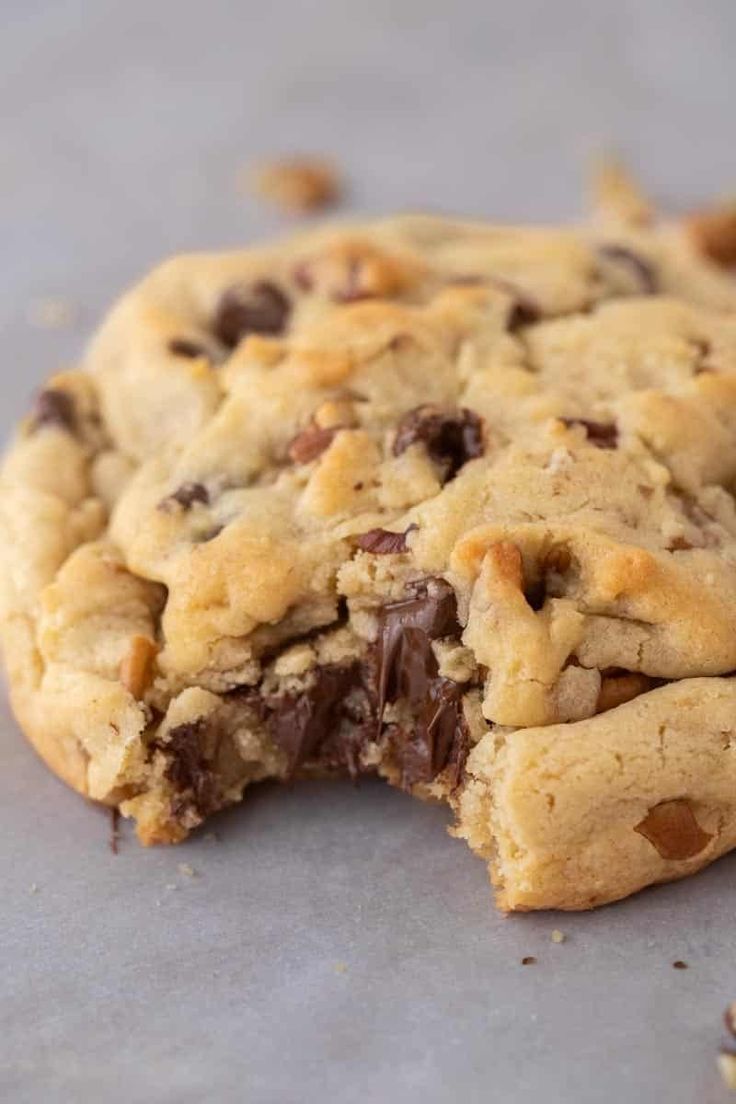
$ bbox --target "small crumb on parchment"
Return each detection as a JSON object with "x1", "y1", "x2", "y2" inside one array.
[
  {"x1": 177, "y1": 862, "x2": 197, "y2": 878},
  {"x1": 334, "y1": 962, "x2": 348, "y2": 975},
  {"x1": 551, "y1": 929, "x2": 566, "y2": 944},
  {"x1": 27, "y1": 297, "x2": 76, "y2": 329},
  {"x1": 29, "y1": 883, "x2": 39, "y2": 895},
  {"x1": 520, "y1": 956, "x2": 536, "y2": 966},
  {"x1": 246, "y1": 156, "x2": 342, "y2": 214},
  {"x1": 672, "y1": 960, "x2": 688, "y2": 970}
]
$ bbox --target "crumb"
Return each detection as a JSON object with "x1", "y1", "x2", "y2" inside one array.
[
  {"x1": 334, "y1": 962, "x2": 348, "y2": 975},
  {"x1": 718, "y1": 1051, "x2": 736, "y2": 1091},
  {"x1": 672, "y1": 960, "x2": 689, "y2": 970},
  {"x1": 165, "y1": 883, "x2": 178, "y2": 892},
  {"x1": 27, "y1": 297, "x2": 76, "y2": 329},
  {"x1": 725, "y1": 1003, "x2": 736, "y2": 1038},
  {"x1": 247, "y1": 156, "x2": 342, "y2": 214},
  {"x1": 29, "y1": 883, "x2": 39, "y2": 895},
  {"x1": 177, "y1": 862, "x2": 196, "y2": 878},
  {"x1": 551, "y1": 929, "x2": 566, "y2": 944},
  {"x1": 521, "y1": 956, "x2": 537, "y2": 966}
]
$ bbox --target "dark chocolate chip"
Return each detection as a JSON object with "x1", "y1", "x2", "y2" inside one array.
[
  {"x1": 31, "y1": 388, "x2": 77, "y2": 433},
  {"x1": 169, "y1": 338, "x2": 207, "y2": 359},
  {"x1": 598, "y1": 244, "x2": 658, "y2": 294},
  {"x1": 672, "y1": 960, "x2": 688, "y2": 970},
  {"x1": 160, "y1": 482, "x2": 210, "y2": 511},
  {"x1": 355, "y1": 525, "x2": 418, "y2": 554},
  {"x1": 393, "y1": 405, "x2": 484, "y2": 482},
  {"x1": 374, "y1": 577, "x2": 469, "y2": 788},
  {"x1": 155, "y1": 719, "x2": 218, "y2": 817},
  {"x1": 265, "y1": 662, "x2": 375, "y2": 778},
  {"x1": 507, "y1": 296, "x2": 541, "y2": 331},
  {"x1": 561, "y1": 417, "x2": 618, "y2": 449},
  {"x1": 288, "y1": 424, "x2": 341, "y2": 464},
  {"x1": 213, "y1": 281, "x2": 291, "y2": 348},
  {"x1": 523, "y1": 579, "x2": 547, "y2": 611},
  {"x1": 521, "y1": 956, "x2": 537, "y2": 966}
]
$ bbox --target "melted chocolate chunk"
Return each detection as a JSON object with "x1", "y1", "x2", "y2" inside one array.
[
  {"x1": 288, "y1": 423, "x2": 340, "y2": 464},
  {"x1": 507, "y1": 296, "x2": 541, "y2": 331},
  {"x1": 156, "y1": 719, "x2": 218, "y2": 817},
  {"x1": 265, "y1": 662, "x2": 375, "y2": 778},
  {"x1": 598, "y1": 244, "x2": 658, "y2": 294},
  {"x1": 169, "y1": 338, "x2": 207, "y2": 359},
  {"x1": 31, "y1": 388, "x2": 76, "y2": 433},
  {"x1": 213, "y1": 281, "x2": 291, "y2": 348},
  {"x1": 375, "y1": 578, "x2": 469, "y2": 788},
  {"x1": 561, "y1": 417, "x2": 618, "y2": 449},
  {"x1": 160, "y1": 481, "x2": 210, "y2": 510},
  {"x1": 355, "y1": 525, "x2": 418, "y2": 554},
  {"x1": 393, "y1": 405, "x2": 484, "y2": 482}
]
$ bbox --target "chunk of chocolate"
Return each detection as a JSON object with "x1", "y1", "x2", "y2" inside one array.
[
  {"x1": 374, "y1": 578, "x2": 469, "y2": 788},
  {"x1": 634, "y1": 798, "x2": 713, "y2": 860},
  {"x1": 265, "y1": 662, "x2": 375, "y2": 778},
  {"x1": 31, "y1": 388, "x2": 76, "y2": 434},
  {"x1": 393, "y1": 405, "x2": 484, "y2": 482},
  {"x1": 213, "y1": 281, "x2": 291, "y2": 348},
  {"x1": 597, "y1": 244, "x2": 658, "y2": 294},
  {"x1": 156, "y1": 719, "x2": 218, "y2": 817},
  {"x1": 287, "y1": 423, "x2": 341, "y2": 464},
  {"x1": 561, "y1": 417, "x2": 618, "y2": 449},
  {"x1": 169, "y1": 338, "x2": 207, "y2": 359},
  {"x1": 355, "y1": 525, "x2": 417, "y2": 554},
  {"x1": 160, "y1": 481, "x2": 210, "y2": 511}
]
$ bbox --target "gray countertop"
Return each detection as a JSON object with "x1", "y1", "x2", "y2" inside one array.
[{"x1": 2, "y1": 2, "x2": 736, "y2": 1101}]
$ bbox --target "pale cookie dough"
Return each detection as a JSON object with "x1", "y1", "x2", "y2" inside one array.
[{"x1": 3, "y1": 195, "x2": 736, "y2": 909}]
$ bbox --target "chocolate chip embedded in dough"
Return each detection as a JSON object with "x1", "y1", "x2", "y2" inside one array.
[
  {"x1": 156, "y1": 719, "x2": 219, "y2": 818},
  {"x1": 287, "y1": 423, "x2": 341, "y2": 464},
  {"x1": 393, "y1": 405, "x2": 484, "y2": 482},
  {"x1": 213, "y1": 281, "x2": 291, "y2": 348},
  {"x1": 560, "y1": 417, "x2": 618, "y2": 449},
  {"x1": 31, "y1": 388, "x2": 77, "y2": 434},
  {"x1": 634, "y1": 798, "x2": 713, "y2": 860}
]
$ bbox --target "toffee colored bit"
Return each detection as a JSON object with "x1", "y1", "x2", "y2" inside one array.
[
  {"x1": 506, "y1": 293, "x2": 541, "y2": 331},
  {"x1": 169, "y1": 338, "x2": 207, "y2": 359},
  {"x1": 521, "y1": 956, "x2": 537, "y2": 966},
  {"x1": 355, "y1": 525, "x2": 418, "y2": 554},
  {"x1": 251, "y1": 156, "x2": 341, "y2": 214},
  {"x1": 31, "y1": 388, "x2": 76, "y2": 433},
  {"x1": 213, "y1": 281, "x2": 291, "y2": 348},
  {"x1": 672, "y1": 960, "x2": 688, "y2": 970},
  {"x1": 288, "y1": 423, "x2": 341, "y2": 464},
  {"x1": 634, "y1": 798, "x2": 713, "y2": 861},
  {"x1": 560, "y1": 417, "x2": 618, "y2": 449},
  {"x1": 597, "y1": 243, "x2": 658, "y2": 294},
  {"x1": 393, "y1": 405, "x2": 484, "y2": 483}
]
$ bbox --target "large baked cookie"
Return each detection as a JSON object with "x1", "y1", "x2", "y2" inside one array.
[{"x1": 4, "y1": 194, "x2": 736, "y2": 910}]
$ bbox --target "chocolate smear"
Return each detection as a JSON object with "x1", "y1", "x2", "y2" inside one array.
[
  {"x1": 355, "y1": 525, "x2": 418, "y2": 554},
  {"x1": 31, "y1": 388, "x2": 76, "y2": 433},
  {"x1": 561, "y1": 417, "x2": 618, "y2": 449},
  {"x1": 160, "y1": 481, "x2": 210, "y2": 511},
  {"x1": 213, "y1": 281, "x2": 291, "y2": 348},
  {"x1": 288, "y1": 423, "x2": 341, "y2": 464},
  {"x1": 169, "y1": 338, "x2": 207, "y2": 359},
  {"x1": 598, "y1": 244, "x2": 658, "y2": 294},
  {"x1": 393, "y1": 405, "x2": 484, "y2": 482}
]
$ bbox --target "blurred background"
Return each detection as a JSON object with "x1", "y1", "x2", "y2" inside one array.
[
  {"x1": 3, "y1": 0, "x2": 735, "y2": 437},
  {"x1": 3, "y1": 4, "x2": 736, "y2": 1102}
]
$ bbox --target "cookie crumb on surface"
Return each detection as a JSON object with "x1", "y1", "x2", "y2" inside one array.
[
  {"x1": 27, "y1": 297, "x2": 76, "y2": 329},
  {"x1": 29, "y1": 883, "x2": 39, "y2": 894},
  {"x1": 718, "y1": 1051, "x2": 736, "y2": 1091},
  {"x1": 551, "y1": 929, "x2": 566, "y2": 944},
  {"x1": 247, "y1": 156, "x2": 342, "y2": 213},
  {"x1": 672, "y1": 960, "x2": 688, "y2": 970},
  {"x1": 177, "y1": 862, "x2": 196, "y2": 878},
  {"x1": 521, "y1": 956, "x2": 537, "y2": 966},
  {"x1": 334, "y1": 962, "x2": 348, "y2": 975}
]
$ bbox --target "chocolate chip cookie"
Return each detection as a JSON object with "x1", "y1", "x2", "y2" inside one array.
[{"x1": 4, "y1": 195, "x2": 736, "y2": 910}]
